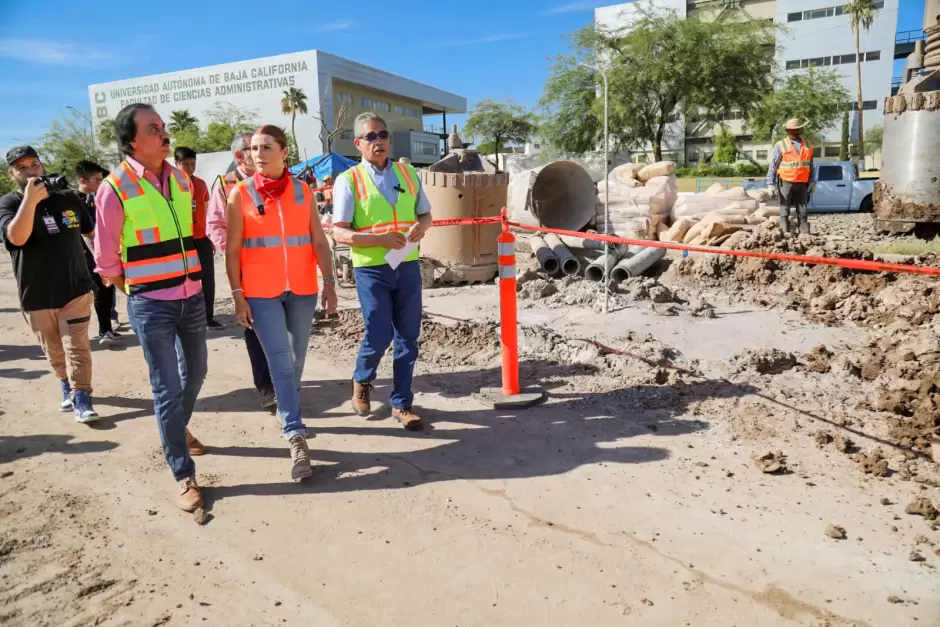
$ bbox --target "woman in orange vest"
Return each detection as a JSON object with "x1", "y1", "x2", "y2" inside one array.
[{"x1": 225, "y1": 124, "x2": 337, "y2": 481}]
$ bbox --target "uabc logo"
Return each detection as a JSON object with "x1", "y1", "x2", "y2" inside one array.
[{"x1": 94, "y1": 92, "x2": 108, "y2": 118}]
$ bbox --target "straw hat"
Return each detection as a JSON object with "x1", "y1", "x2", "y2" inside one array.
[{"x1": 784, "y1": 118, "x2": 807, "y2": 130}]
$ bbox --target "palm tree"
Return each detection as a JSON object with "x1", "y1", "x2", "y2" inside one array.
[
  {"x1": 845, "y1": 0, "x2": 876, "y2": 160},
  {"x1": 280, "y1": 87, "x2": 308, "y2": 160},
  {"x1": 168, "y1": 109, "x2": 199, "y2": 134},
  {"x1": 97, "y1": 119, "x2": 117, "y2": 147}
]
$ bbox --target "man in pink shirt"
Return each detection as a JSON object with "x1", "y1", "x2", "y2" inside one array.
[
  {"x1": 94, "y1": 103, "x2": 208, "y2": 514},
  {"x1": 206, "y1": 132, "x2": 275, "y2": 409}
]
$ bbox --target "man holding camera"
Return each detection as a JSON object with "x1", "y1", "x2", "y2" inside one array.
[{"x1": 0, "y1": 146, "x2": 99, "y2": 422}]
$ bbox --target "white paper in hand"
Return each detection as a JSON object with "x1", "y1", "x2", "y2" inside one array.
[{"x1": 384, "y1": 241, "x2": 419, "y2": 269}]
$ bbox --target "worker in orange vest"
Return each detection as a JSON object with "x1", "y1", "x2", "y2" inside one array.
[
  {"x1": 224, "y1": 125, "x2": 337, "y2": 481},
  {"x1": 767, "y1": 117, "x2": 816, "y2": 235}
]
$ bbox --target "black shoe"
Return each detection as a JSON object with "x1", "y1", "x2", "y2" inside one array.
[{"x1": 207, "y1": 320, "x2": 225, "y2": 330}]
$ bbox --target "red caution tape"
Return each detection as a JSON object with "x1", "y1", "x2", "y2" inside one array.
[
  {"x1": 431, "y1": 216, "x2": 502, "y2": 228},
  {"x1": 506, "y1": 221, "x2": 940, "y2": 278}
]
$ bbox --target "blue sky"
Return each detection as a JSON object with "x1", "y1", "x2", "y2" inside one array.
[{"x1": 0, "y1": 0, "x2": 927, "y2": 156}]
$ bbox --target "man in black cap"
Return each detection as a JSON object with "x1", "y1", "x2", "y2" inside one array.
[{"x1": 0, "y1": 146, "x2": 100, "y2": 422}]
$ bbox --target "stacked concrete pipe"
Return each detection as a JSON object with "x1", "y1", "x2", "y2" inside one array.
[{"x1": 610, "y1": 246, "x2": 667, "y2": 282}]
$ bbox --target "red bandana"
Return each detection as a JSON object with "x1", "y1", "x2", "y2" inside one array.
[{"x1": 253, "y1": 170, "x2": 291, "y2": 200}]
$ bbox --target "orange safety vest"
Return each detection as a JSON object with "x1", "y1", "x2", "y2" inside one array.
[
  {"x1": 776, "y1": 137, "x2": 814, "y2": 184},
  {"x1": 216, "y1": 170, "x2": 244, "y2": 198},
  {"x1": 237, "y1": 175, "x2": 319, "y2": 299},
  {"x1": 191, "y1": 175, "x2": 209, "y2": 240}
]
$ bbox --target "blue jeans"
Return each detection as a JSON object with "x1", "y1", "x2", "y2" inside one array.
[
  {"x1": 353, "y1": 260, "x2": 422, "y2": 409},
  {"x1": 246, "y1": 291, "x2": 318, "y2": 440},
  {"x1": 128, "y1": 293, "x2": 208, "y2": 481}
]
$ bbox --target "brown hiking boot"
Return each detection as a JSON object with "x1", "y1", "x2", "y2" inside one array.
[
  {"x1": 392, "y1": 407, "x2": 424, "y2": 431},
  {"x1": 187, "y1": 429, "x2": 206, "y2": 456},
  {"x1": 351, "y1": 380, "x2": 373, "y2": 417},
  {"x1": 289, "y1": 435, "x2": 313, "y2": 481},
  {"x1": 177, "y1": 477, "x2": 203, "y2": 512}
]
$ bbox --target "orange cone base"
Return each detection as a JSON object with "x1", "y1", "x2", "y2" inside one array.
[{"x1": 477, "y1": 386, "x2": 546, "y2": 409}]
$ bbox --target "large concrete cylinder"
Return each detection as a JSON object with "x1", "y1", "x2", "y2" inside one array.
[
  {"x1": 509, "y1": 161, "x2": 596, "y2": 231},
  {"x1": 876, "y1": 92, "x2": 940, "y2": 225},
  {"x1": 421, "y1": 151, "x2": 508, "y2": 283}
]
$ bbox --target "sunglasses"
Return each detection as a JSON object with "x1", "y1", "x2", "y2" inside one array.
[{"x1": 359, "y1": 130, "x2": 390, "y2": 142}]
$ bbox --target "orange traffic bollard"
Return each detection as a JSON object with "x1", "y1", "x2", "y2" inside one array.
[{"x1": 478, "y1": 208, "x2": 545, "y2": 409}]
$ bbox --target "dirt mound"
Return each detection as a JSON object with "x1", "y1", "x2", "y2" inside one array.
[
  {"x1": 666, "y1": 221, "x2": 940, "y2": 453},
  {"x1": 729, "y1": 348, "x2": 797, "y2": 375}
]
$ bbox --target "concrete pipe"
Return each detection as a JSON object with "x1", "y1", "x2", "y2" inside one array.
[
  {"x1": 509, "y1": 161, "x2": 596, "y2": 232},
  {"x1": 543, "y1": 233, "x2": 581, "y2": 276},
  {"x1": 610, "y1": 246, "x2": 667, "y2": 283},
  {"x1": 528, "y1": 235, "x2": 560, "y2": 275},
  {"x1": 557, "y1": 233, "x2": 629, "y2": 256},
  {"x1": 584, "y1": 250, "x2": 624, "y2": 282}
]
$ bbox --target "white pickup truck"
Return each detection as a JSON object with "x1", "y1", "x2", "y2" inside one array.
[{"x1": 746, "y1": 161, "x2": 877, "y2": 212}]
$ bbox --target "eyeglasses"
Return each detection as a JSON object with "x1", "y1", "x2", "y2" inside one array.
[{"x1": 358, "y1": 130, "x2": 390, "y2": 142}]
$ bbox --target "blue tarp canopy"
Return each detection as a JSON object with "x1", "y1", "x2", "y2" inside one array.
[{"x1": 290, "y1": 153, "x2": 358, "y2": 181}]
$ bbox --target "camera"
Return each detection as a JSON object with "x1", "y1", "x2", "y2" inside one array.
[{"x1": 36, "y1": 174, "x2": 70, "y2": 192}]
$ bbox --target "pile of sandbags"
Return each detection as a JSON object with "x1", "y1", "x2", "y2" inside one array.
[
  {"x1": 596, "y1": 161, "x2": 678, "y2": 240},
  {"x1": 661, "y1": 182, "x2": 780, "y2": 247}
]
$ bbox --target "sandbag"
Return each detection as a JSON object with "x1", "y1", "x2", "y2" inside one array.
[
  {"x1": 746, "y1": 188, "x2": 772, "y2": 202},
  {"x1": 754, "y1": 205, "x2": 779, "y2": 218},
  {"x1": 637, "y1": 161, "x2": 676, "y2": 182},
  {"x1": 671, "y1": 194, "x2": 758, "y2": 220},
  {"x1": 714, "y1": 200, "x2": 759, "y2": 216},
  {"x1": 745, "y1": 215, "x2": 767, "y2": 225},
  {"x1": 654, "y1": 221, "x2": 668, "y2": 241},
  {"x1": 703, "y1": 183, "x2": 727, "y2": 196},
  {"x1": 715, "y1": 186, "x2": 749, "y2": 200},
  {"x1": 663, "y1": 217, "x2": 696, "y2": 243},
  {"x1": 597, "y1": 177, "x2": 641, "y2": 194},
  {"x1": 701, "y1": 221, "x2": 744, "y2": 242},
  {"x1": 613, "y1": 162, "x2": 644, "y2": 183}
]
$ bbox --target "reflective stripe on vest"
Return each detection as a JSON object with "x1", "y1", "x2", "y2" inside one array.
[
  {"x1": 238, "y1": 175, "x2": 318, "y2": 298},
  {"x1": 777, "y1": 138, "x2": 814, "y2": 183},
  {"x1": 108, "y1": 160, "x2": 202, "y2": 295},
  {"x1": 341, "y1": 162, "x2": 420, "y2": 268}
]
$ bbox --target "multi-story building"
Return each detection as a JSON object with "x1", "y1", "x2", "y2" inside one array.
[
  {"x1": 88, "y1": 50, "x2": 466, "y2": 166},
  {"x1": 595, "y1": 0, "x2": 902, "y2": 165}
]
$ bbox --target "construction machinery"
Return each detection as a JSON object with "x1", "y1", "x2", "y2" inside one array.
[{"x1": 874, "y1": 0, "x2": 940, "y2": 233}]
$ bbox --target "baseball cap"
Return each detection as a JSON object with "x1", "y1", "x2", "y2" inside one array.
[{"x1": 5, "y1": 145, "x2": 39, "y2": 167}]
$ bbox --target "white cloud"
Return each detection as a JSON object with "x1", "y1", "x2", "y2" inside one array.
[
  {"x1": 0, "y1": 39, "x2": 115, "y2": 66},
  {"x1": 542, "y1": 2, "x2": 602, "y2": 14},
  {"x1": 439, "y1": 33, "x2": 530, "y2": 47},
  {"x1": 316, "y1": 20, "x2": 357, "y2": 31}
]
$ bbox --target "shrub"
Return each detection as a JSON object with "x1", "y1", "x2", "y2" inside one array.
[
  {"x1": 734, "y1": 162, "x2": 764, "y2": 177},
  {"x1": 707, "y1": 165, "x2": 736, "y2": 177}
]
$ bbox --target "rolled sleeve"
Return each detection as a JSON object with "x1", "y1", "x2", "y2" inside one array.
[
  {"x1": 93, "y1": 182, "x2": 125, "y2": 277},
  {"x1": 331, "y1": 176, "x2": 355, "y2": 225},
  {"x1": 415, "y1": 179, "x2": 432, "y2": 216},
  {"x1": 206, "y1": 178, "x2": 228, "y2": 251}
]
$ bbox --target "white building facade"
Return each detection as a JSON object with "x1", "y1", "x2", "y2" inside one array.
[
  {"x1": 88, "y1": 50, "x2": 466, "y2": 165},
  {"x1": 595, "y1": 0, "x2": 900, "y2": 165}
]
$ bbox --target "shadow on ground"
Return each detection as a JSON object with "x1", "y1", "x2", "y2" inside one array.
[{"x1": 0, "y1": 434, "x2": 119, "y2": 464}]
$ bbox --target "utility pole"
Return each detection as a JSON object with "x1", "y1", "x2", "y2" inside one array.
[{"x1": 67, "y1": 106, "x2": 96, "y2": 155}]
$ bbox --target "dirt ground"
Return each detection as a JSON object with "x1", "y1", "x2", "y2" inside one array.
[{"x1": 2, "y1": 215, "x2": 940, "y2": 626}]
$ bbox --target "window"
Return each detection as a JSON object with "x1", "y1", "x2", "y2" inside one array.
[
  {"x1": 872, "y1": 0, "x2": 884, "y2": 8},
  {"x1": 838, "y1": 54, "x2": 857, "y2": 64},
  {"x1": 807, "y1": 57, "x2": 829, "y2": 67},
  {"x1": 786, "y1": 60, "x2": 801, "y2": 70},
  {"x1": 817, "y1": 165, "x2": 844, "y2": 181},
  {"x1": 794, "y1": 3, "x2": 882, "y2": 22},
  {"x1": 787, "y1": 11, "x2": 802, "y2": 22},
  {"x1": 865, "y1": 50, "x2": 881, "y2": 61},
  {"x1": 412, "y1": 140, "x2": 438, "y2": 156},
  {"x1": 835, "y1": 5, "x2": 845, "y2": 15},
  {"x1": 533, "y1": 143, "x2": 541, "y2": 149},
  {"x1": 361, "y1": 97, "x2": 390, "y2": 112},
  {"x1": 340, "y1": 130, "x2": 353, "y2": 140},
  {"x1": 788, "y1": 51, "x2": 880, "y2": 70},
  {"x1": 756, "y1": 149, "x2": 768, "y2": 160},
  {"x1": 395, "y1": 104, "x2": 421, "y2": 117},
  {"x1": 336, "y1": 92, "x2": 352, "y2": 105},
  {"x1": 824, "y1": 146, "x2": 842, "y2": 157},
  {"x1": 688, "y1": 151, "x2": 699, "y2": 162},
  {"x1": 847, "y1": 100, "x2": 878, "y2": 111},
  {"x1": 813, "y1": 146, "x2": 822, "y2": 157}
]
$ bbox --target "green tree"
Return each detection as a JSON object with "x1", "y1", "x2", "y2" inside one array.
[
  {"x1": 0, "y1": 169, "x2": 16, "y2": 195},
  {"x1": 97, "y1": 119, "x2": 117, "y2": 148},
  {"x1": 864, "y1": 123, "x2": 883, "y2": 157},
  {"x1": 538, "y1": 54, "x2": 599, "y2": 155},
  {"x1": 846, "y1": 0, "x2": 876, "y2": 158},
  {"x1": 839, "y1": 110, "x2": 849, "y2": 160},
  {"x1": 201, "y1": 123, "x2": 236, "y2": 153},
  {"x1": 712, "y1": 125, "x2": 737, "y2": 163},
  {"x1": 206, "y1": 102, "x2": 258, "y2": 133},
  {"x1": 749, "y1": 68, "x2": 850, "y2": 144},
  {"x1": 168, "y1": 110, "x2": 199, "y2": 135},
  {"x1": 476, "y1": 138, "x2": 507, "y2": 155},
  {"x1": 463, "y1": 99, "x2": 536, "y2": 171},
  {"x1": 37, "y1": 109, "x2": 118, "y2": 179},
  {"x1": 280, "y1": 88, "x2": 308, "y2": 160},
  {"x1": 541, "y1": 11, "x2": 775, "y2": 160}
]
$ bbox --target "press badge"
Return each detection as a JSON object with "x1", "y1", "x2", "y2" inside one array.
[{"x1": 42, "y1": 214, "x2": 60, "y2": 234}]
